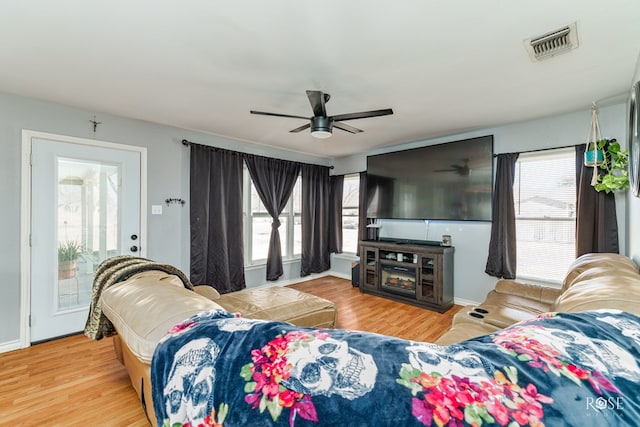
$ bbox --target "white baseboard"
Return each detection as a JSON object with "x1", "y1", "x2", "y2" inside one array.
[
  {"x1": 454, "y1": 297, "x2": 481, "y2": 307},
  {"x1": 0, "y1": 339, "x2": 24, "y2": 354},
  {"x1": 326, "y1": 271, "x2": 351, "y2": 280}
]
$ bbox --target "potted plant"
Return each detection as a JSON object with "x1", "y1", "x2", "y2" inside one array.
[
  {"x1": 584, "y1": 140, "x2": 605, "y2": 166},
  {"x1": 58, "y1": 240, "x2": 83, "y2": 279},
  {"x1": 592, "y1": 138, "x2": 630, "y2": 193}
]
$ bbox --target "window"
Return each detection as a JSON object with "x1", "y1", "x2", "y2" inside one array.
[
  {"x1": 342, "y1": 174, "x2": 360, "y2": 254},
  {"x1": 513, "y1": 148, "x2": 576, "y2": 283},
  {"x1": 243, "y1": 167, "x2": 301, "y2": 265}
]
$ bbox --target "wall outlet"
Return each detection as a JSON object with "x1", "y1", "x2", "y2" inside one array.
[{"x1": 151, "y1": 205, "x2": 162, "y2": 215}]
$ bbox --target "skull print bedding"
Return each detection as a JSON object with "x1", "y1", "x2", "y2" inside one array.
[{"x1": 151, "y1": 309, "x2": 640, "y2": 427}]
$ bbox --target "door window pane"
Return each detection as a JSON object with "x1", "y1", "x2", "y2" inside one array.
[{"x1": 57, "y1": 158, "x2": 120, "y2": 310}]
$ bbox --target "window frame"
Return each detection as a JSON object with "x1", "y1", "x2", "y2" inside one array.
[
  {"x1": 513, "y1": 148, "x2": 576, "y2": 285},
  {"x1": 341, "y1": 173, "x2": 360, "y2": 255},
  {"x1": 243, "y1": 166, "x2": 301, "y2": 266}
]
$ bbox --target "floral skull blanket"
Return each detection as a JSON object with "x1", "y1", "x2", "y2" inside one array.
[{"x1": 151, "y1": 309, "x2": 640, "y2": 427}]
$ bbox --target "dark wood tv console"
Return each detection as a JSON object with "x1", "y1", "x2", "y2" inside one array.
[{"x1": 359, "y1": 240, "x2": 454, "y2": 312}]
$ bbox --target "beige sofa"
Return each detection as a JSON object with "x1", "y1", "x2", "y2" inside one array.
[
  {"x1": 99, "y1": 271, "x2": 336, "y2": 424},
  {"x1": 99, "y1": 252, "x2": 640, "y2": 424},
  {"x1": 437, "y1": 252, "x2": 640, "y2": 344}
]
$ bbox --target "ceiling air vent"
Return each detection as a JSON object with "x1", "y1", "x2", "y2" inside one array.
[{"x1": 525, "y1": 22, "x2": 578, "y2": 61}]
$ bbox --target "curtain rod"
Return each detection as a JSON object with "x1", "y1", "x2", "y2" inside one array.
[
  {"x1": 181, "y1": 139, "x2": 334, "y2": 169},
  {"x1": 494, "y1": 143, "x2": 578, "y2": 157}
]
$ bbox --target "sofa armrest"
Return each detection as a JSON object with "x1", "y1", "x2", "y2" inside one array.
[
  {"x1": 194, "y1": 285, "x2": 221, "y2": 301},
  {"x1": 494, "y1": 279, "x2": 562, "y2": 305}
]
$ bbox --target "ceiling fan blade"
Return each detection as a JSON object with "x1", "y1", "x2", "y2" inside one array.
[
  {"x1": 331, "y1": 108, "x2": 393, "y2": 122},
  {"x1": 306, "y1": 90, "x2": 327, "y2": 117},
  {"x1": 289, "y1": 123, "x2": 311, "y2": 133},
  {"x1": 250, "y1": 110, "x2": 309, "y2": 120},
  {"x1": 333, "y1": 121, "x2": 363, "y2": 134}
]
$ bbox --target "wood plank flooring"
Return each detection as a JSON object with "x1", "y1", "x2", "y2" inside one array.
[
  {"x1": 0, "y1": 276, "x2": 461, "y2": 426},
  {"x1": 289, "y1": 276, "x2": 462, "y2": 342}
]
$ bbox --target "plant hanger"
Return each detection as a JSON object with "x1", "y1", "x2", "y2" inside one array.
[
  {"x1": 583, "y1": 102, "x2": 630, "y2": 193},
  {"x1": 585, "y1": 102, "x2": 604, "y2": 186}
]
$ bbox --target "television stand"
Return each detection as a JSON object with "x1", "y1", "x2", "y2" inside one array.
[{"x1": 359, "y1": 240, "x2": 454, "y2": 312}]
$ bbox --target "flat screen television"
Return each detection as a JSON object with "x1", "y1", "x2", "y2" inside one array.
[{"x1": 366, "y1": 135, "x2": 494, "y2": 221}]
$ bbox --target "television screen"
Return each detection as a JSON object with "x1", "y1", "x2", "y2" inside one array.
[{"x1": 366, "y1": 135, "x2": 494, "y2": 221}]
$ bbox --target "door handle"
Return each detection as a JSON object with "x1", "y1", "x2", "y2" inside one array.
[{"x1": 130, "y1": 245, "x2": 139, "y2": 253}]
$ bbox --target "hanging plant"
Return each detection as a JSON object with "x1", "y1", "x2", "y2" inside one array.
[
  {"x1": 584, "y1": 104, "x2": 605, "y2": 169},
  {"x1": 593, "y1": 138, "x2": 630, "y2": 193},
  {"x1": 583, "y1": 103, "x2": 629, "y2": 193},
  {"x1": 584, "y1": 140, "x2": 604, "y2": 166}
]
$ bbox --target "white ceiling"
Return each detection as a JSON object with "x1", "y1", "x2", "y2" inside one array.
[{"x1": 1, "y1": 1, "x2": 639, "y2": 158}]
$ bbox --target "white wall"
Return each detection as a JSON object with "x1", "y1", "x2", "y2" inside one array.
[
  {"x1": 1, "y1": 86, "x2": 634, "y2": 348},
  {"x1": 332, "y1": 102, "x2": 628, "y2": 305}
]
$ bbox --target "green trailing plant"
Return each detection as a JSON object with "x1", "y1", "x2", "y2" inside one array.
[
  {"x1": 58, "y1": 240, "x2": 83, "y2": 262},
  {"x1": 592, "y1": 138, "x2": 630, "y2": 193}
]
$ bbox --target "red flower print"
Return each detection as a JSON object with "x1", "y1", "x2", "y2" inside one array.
[{"x1": 241, "y1": 330, "x2": 333, "y2": 425}]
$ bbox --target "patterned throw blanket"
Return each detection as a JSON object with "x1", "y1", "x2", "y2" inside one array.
[
  {"x1": 84, "y1": 255, "x2": 193, "y2": 340},
  {"x1": 152, "y1": 309, "x2": 640, "y2": 427}
]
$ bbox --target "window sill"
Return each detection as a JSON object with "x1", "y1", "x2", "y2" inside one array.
[
  {"x1": 332, "y1": 252, "x2": 359, "y2": 261},
  {"x1": 245, "y1": 256, "x2": 301, "y2": 270}
]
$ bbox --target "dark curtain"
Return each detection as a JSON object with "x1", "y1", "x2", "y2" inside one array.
[
  {"x1": 189, "y1": 144, "x2": 246, "y2": 293},
  {"x1": 301, "y1": 164, "x2": 331, "y2": 276},
  {"x1": 329, "y1": 174, "x2": 344, "y2": 253},
  {"x1": 575, "y1": 144, "x2": 619, "y2": 256},
  {"x1": 358, "y1": 171, "x2": 370, "y2": 243},
  {"x1": 485, "y1": 153, "x2": 519, "y2": 279},
  {"x1": 245, "y1": 155, "x2": 301, "y2": 281}
]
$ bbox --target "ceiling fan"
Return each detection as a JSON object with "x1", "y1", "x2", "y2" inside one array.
[
  {"x1": 250, "y1": 90, "x2": 393, "y2": 139},
  {"x1": 434, "y1": 159, "x2": 470, "y2": 176}
]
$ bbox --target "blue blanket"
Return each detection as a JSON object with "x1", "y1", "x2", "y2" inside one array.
[{"x1": 151, "y1": 310, "x2": 640, "y2": 426}]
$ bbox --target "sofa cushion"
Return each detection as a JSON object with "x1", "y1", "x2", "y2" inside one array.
[
  {"x1": 194, "y1": 285, "x2": 221, "y2": 300},
  {"x1": 216, "y1": 286, "x2": 337, "y2": 328},
  {"x1": 481, "y1": 290, "x2": 552, "y2": 324},
  {"x1": 562, "y1": 253, "x2": 639, "y2": 291},
  {"x1": 435, "y1": 322, "x2": 495, "y2": 346},
  {"x1": 552, "y1": 275, "x2": 640, "y2": 315},
  {"x1": 494, "y1": 280, "x2": 562, "y2": 305},
  {"x1": 563, "y1": 265, "x2": 640, "y2": 290},
  {"x1": 101, "y1": 271, "x2": 223, "y2": 364}
]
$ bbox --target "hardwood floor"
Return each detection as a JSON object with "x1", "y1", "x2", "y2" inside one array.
[
  {"x1": 289, "y1": 276, "x2": 462, "y2": 343},
  {"x1": 0, "y1": 276, "x2": 461, "y2": 425}
]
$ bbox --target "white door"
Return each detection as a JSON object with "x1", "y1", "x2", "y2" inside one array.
[{"x1": 29, "y1": 136, "x2": 143, "y2": 342}]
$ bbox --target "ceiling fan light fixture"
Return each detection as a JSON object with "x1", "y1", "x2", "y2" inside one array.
[
  {"x1": 250, "y1": 90, "x2": 393, "y2": 139},
  {"x1": 311, "y1": 116, "x2": 332, "y2": 139},
  {"x1": 311, "y1": 129, "x2": 332, "y2": 139}
]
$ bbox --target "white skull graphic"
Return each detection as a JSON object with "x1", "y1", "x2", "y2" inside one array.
[
  {"x1": 406, "y1": 343, "x2": 491, "y2": 382},
  {"x1": 164, "y1": 338, "x2": 219, "y2": 424},
  {"x1": 527, "y1": 327, "x2": 640, "y2": 381},
  {"x1": 282, "y1": 336, "x2": 377, "y2": 399},
  {"x1": 597, "y1": 314, "x2": 640, "y2": 342},
  {"x1": 217, "y1": 318, "x2": 264, "y2": 332}
]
